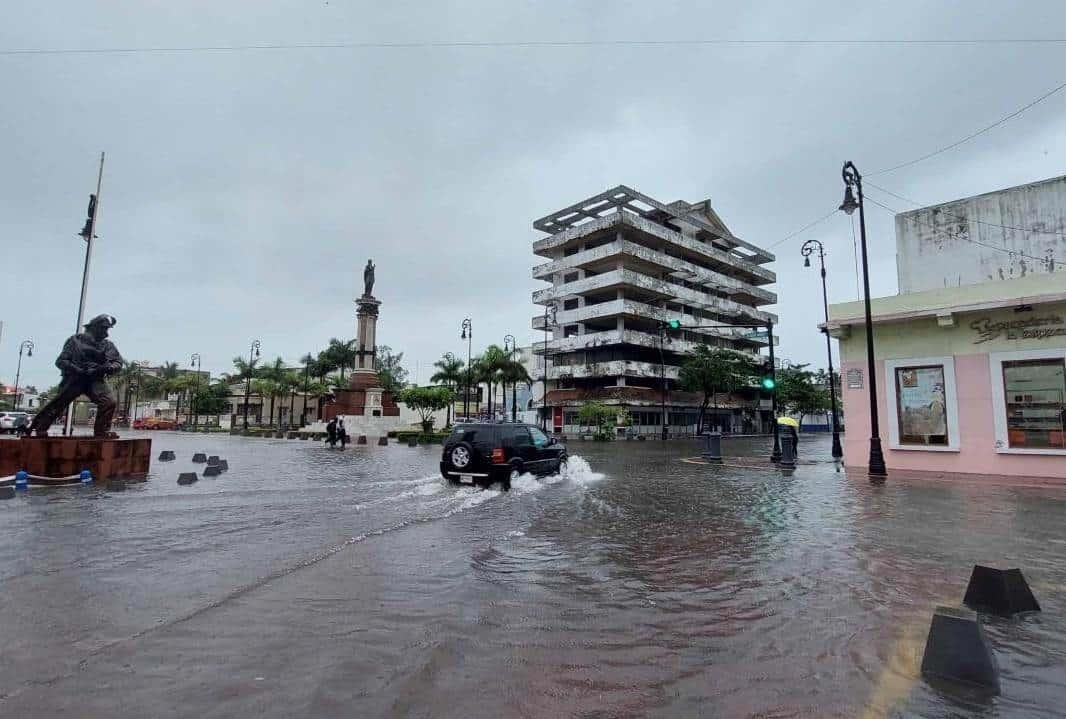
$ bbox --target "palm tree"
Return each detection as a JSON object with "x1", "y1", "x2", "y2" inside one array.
[
  {"x1": 116, "y1": 360, "x2": 142, "y2": 423},
  {"x1": 159, "y1": 361, "x2": 180, "y2": 382},
  {"x1": 500, "y1": 358, "x2": 533, "y2": 422},
  {"x1": 168, "y1": 374, "x2": 200, "y2": 424},
  {"x1": 322, "y1": 338, "x2": 357, "y2": 382},
  {"x1": 282, "y1": 370, "x2": 302, "y2": 429},
  {"x1": 303, "y1": 379, "x2": 331, "y2": 423},
  {"x1": 480, "y1": 345, "x2": 509, "y2": 419},
  {"x1": 430, "y1": 354, "x2": 464, "y2": 427}
]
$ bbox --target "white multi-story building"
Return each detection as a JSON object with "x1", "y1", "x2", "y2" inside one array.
[{"x1": 531, "y1": 185, "x2": 778, "y2": 435}]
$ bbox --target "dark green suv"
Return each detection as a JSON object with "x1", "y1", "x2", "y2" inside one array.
[{"x1": 440, "y1": 422, "x2": 567, "y2": 491}]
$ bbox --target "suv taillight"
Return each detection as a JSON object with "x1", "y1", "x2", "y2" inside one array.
[{"x1": 491, "y1": 448, "x2": 506, "y2": 464}]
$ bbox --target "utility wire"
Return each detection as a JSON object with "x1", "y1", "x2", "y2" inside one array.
[
  {"x1": 871, "y1": 79, "x2": 1066, "y2": 175},
  {"x1": 865, "y1": 180, "x2": 1066, "y2": 239},
  {"x1": 767, "y1": 208, "x2": 840, "y2": 250},
  {"x1": 5, "y1": 38, "x2": 1066, "y2": 56},
  {"x1": 863, "y1": 193, "x2": 1056, "y2": 267}
]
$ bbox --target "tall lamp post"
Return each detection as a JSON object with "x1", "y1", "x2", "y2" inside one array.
[
  {"x1": 13, "y1": 340, "x2": 34, "y2": 412},
  {"x1": 503, "y1": 334, "x2": 516, "y2": 422},
  {"x1": 801, "y1": 239, "x2": 844, "y2": 459},
  {"x1": 301, "y1": 354, "x2": 312, "y2": 428},
  {"x1": 840, "y1": 161, "x2": 887, "y2": 480},
  {"x1": 540, "y1": 303, "x2": 557, "y2": 432},
  {"x1": 658, "y1": 323, "x2": 670, "y2": 440},
  {"x1": 460, "y1": 320, "x2": 472, "y2": 421},
  {"x1": 242, "y1": 339, "x2": 261, "y2": 430},
  {"x1": 190, "y1": 353, "x2": 201, "y2": 430}
]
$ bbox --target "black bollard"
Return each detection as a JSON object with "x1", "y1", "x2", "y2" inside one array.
[
  {"x1": 378, "y1": 436, "x2": 388, "y2": 446},
  {"x1": 357, "y1": 435, "x2": 367, "y2": 445},
  {"x1": 203, "y1": 464, "x2": 222, "y2": 477},
  {"x1": 207, "y1": 455, "x2": 220, "y2": 466},
  {"x1": 920, "y1": 606, "x2": 999, "y2": 692},
  {"x1": 192, "y1": 453, "x2": 207, "y2": 463},
  {"x1": 963, "y1": 566, "x2": 1041, "y2": 617},
  {"x1": 218, "y1": 459, "x2": 229, "y2": 472},
  {"x1": 158, "y1": 450, "x2": 176, "y2": 461},
  {"x1": 177, "y1": 472, "x2": 198, "y2": 486},
  {"x1": 702, "y1": 431, "x2": 723, "y2": 464},
  {"x1": 407, "y1": 437, "x2": 418, "y2": 447},
  {"x1": 779, "y1": 433, "x2": 796, "y2": 471}
]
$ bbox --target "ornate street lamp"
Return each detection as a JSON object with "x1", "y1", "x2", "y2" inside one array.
[
  {"x1": 242, "y1": 339, "x2": 261, "y2": 430},
  {"x1": 541, "y1": 303, "x2": 557, "y2": 431},
  {"x1": 443, "y1": 352, "x2": 456, "y2": 427},
  {"x1": 190, "y1": 353, "x2": 202, "y2": 430},
  {"x1": 840, "y1": 161, "x2": 887, "y2": 480},
  {"x1": 503, "y1": 334, "x2": 516, "y2": 422},
  {"x1": 460, "y1": 320, "x2": 472, "y2": 421},
  {"x1": 12, "y1": 340, "x2": 34, "y2": 413},
  {"x1": 801, "y1": 239, "x2": 843, "y2": 459}
]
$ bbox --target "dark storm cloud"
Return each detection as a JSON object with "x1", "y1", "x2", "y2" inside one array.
[{"x1": 3, "y1": 1, "x2": 1065, "y2": 388}]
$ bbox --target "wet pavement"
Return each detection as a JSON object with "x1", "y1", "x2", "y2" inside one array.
[{"x1": 1, "y1": 431, "x2": 1065, "y2": 717}]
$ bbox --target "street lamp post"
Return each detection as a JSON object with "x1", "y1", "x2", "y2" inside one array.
[
  {"x1": 840, "y1": 161, "x2": 887, "y2": 480},
  {"x1": 190, "y1": 353, "x2": 201, "y2": 430},
  {"x1": 443, "y1": 352, "x2": 456, "y2": 427},
  {"x1": 13, "y1": 340, "x2": 34, "y2": 412},
  {"x1": 503, "y1": 334, "x2": 516, "y2": 422},
  {"x1": 658, "y1": 323, "x2": 669, "y2": 440},
  {"x1": 301, "y1": 355, "x2": 311, "y2": 428},
  {"x1": 541, "y1": 303, "x2": 556, "y2": 432},
  {"x1": 242, "y1": 339, "x2": 261, "y2": 431},
  {"x1": 460, "y1": 320, "x2": 472, "y2": 421},
  {"x1": 801, "y1": 240, "x2": 844, "y2": 459}
]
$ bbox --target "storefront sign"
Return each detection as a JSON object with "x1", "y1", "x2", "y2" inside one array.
[
  {"x1": 970, "y1": 314, "x2": 1066, "y2": 344},
  {"x1": 846, "y1": 367, "x2": 863, "y2": 389}
]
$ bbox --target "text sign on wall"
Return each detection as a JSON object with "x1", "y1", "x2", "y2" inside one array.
[
  {"x1": 971, "y1": 314, "x2": 1065, "y2": 344},
  {"x1": 846, "y1": 368, "x2": 864, "y2": 389}
]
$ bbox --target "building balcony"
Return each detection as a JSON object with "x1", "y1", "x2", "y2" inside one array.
[
  {"x1": 547, "y1": 359, "x2": 679, "y2": 381},
  {"x1": 530, "y1": 327, "x2": 769, "y2": 356},
  {"x1": 532, "y1": 274, "x2": 775, "y2": 326},
  {"x1": 531, "y1": 238, "x2": 776, "y2": 306},
  {"x1": 533, "y1": 211, "x2": 775, "y2": 285}
]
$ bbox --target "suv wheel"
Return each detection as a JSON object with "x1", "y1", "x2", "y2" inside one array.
[
  {"x1": 557, "y1": 455, "x2": 568, "y2": 474},
  {"x1": 449, "y1": 442, "x2": 473, "y2": 470}
]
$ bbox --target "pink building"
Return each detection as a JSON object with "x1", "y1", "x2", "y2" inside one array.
[{"x1": 827, "y1": 273, "x2": 1065, "y2": 483}]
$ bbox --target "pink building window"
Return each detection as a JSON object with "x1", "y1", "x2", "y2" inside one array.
[
  {"x1": 894, "y1": 365, "x2": 949, "y2": 446},
  {"x1": 1002, "y1": 358, "x2": 1066, "y2": 450}
]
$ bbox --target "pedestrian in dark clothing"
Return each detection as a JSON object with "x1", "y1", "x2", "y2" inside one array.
[
  {"x1": 338, "y1": 418, "x2": 349, "y2": 449},
  {"x1": 326, "y1": 418, "x2": 338, "y2": 448}
]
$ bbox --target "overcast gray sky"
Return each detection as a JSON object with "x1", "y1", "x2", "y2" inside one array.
[{"x1": 3, "y1": 1, "x2": 1065, "y2": 390}]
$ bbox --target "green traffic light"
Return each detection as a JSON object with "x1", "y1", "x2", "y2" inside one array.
[
  {"x1": 761, "y1": 377, "x2": 776, "y2": 391},
  {"x1": 667, "y1": 319, "x2": 681, "y2": 329}
]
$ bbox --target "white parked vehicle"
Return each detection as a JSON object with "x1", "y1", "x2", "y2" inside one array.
[{"x1": 0, "y1": 411, "x2": 30, "y2": 434}]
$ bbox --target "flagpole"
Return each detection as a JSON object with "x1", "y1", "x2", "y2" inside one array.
[{"x1": 65, "y1": 152, "x2": 105, "y2": 436}]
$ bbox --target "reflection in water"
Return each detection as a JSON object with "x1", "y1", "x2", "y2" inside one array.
[{"x1": 1, "y1": 432, "x2": 1064, "y2": 717}]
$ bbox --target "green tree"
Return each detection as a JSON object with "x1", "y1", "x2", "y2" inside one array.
[
  {"x1": 776, "y1": 363, "x2": 831, "y2": 424},
  {"x1": 479, "y1": 345, "x2": 509, "y2": 417},
  {"x1": 679, "y1": 346, "x2": 758, "y2": 433},
  {"x1": 191, "y1": 382, "x2": 231, "y2": 417},
  {"x1": 375, "y1": 345, "x2": 408, "y2": 394},
  {"x1": 302, "y1": 379, "x2": 332, "y2": 423},
  {"x1": 577, "y1": 401, "x2": 618, "y2": 440},
  {"x1": 399, "y1": 385, "x2": 455, "y2": 433},
  {"x1": 430, "y1": 354, "x2": 465, "y2": 427},
  {"x1": 499, "y1": 357, "x2": 532, "y2": 421},
  {"x1": 168, "y1": 374, "x2": 201, "y2": 423},
  {"x1": 321, "y1": 338, "x2": 357, "y2": 381}
]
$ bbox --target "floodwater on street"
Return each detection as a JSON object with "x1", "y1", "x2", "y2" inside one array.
[{"x1": 1, "y1": 431, "x2": 1065, "y2": 717}]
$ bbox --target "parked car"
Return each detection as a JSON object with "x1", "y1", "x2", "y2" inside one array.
[
  {"x1": 440, "y1": 422, "x2": 567, "y2": 491},
  {"x1": 0, "y1": 411, "x2": 30, "y2": 434}
]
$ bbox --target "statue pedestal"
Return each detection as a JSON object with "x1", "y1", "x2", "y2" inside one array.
[{"x1": 0, "y1": 437, "x2": 151, "y2": 482}]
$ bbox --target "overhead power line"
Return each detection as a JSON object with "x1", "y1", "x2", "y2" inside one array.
[
  {"x1": 871, "y1": 79, "x2": 1066, "y2": 175},
  {"x1": 4, "y1": 37, "x2": 1066, "y2": 56},
  {"x1": 767, "y1": 208, "x2": 840, "y2": 250}
]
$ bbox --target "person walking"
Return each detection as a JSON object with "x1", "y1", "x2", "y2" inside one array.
[
  {"x1": 325, "y1": 417, "x2": 338, "y2": 448},
  {"x1": 338, "y1": 418, "x2": 349, "y2": 449}
]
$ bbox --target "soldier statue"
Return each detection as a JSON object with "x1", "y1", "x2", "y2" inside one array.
[
  {"x1": 25, "y1": 314, "x2": 123, "y2": 438},
  {"x1": 363, "y1": 259, "x2": 375, "y2": 297}
]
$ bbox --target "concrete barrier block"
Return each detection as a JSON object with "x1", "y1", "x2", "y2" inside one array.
[
  {"x1": 702, "y1": 432, "x2": 723, "y2": 464},
  {"x1": 963, "y1": 566, "x2": 1041, "y2": 617},
  {"x1": 0, "y1": 486, "x2": 15, "y2": 500},
  {"x1": 357, "y1": 435, "x2": 367, "y2": 445},
  {"x1": 218, "y1": 459, "x2": 229, "y2": 472},
  {"x1": 192, "y1": 453, "x2": 207, "y2": 463},
  {"x1": 158, "y1": 450, "x2": 176, "y2": 461},
  {"x1": 203, "y1": 464, "x2": 222, "y2": 477},
  {"x1": 378, "y1": 436, "x2": 388, "y2": 446},
  {"x1": 177, "y1": 472, "x2": 198, "y2": 486},
  {"x1": 920, "y1": 606, "x2": 999, "y2": 692},
  {"x1": 108, "y1": 479, "x2": 127, "y2": 492},
  {"x1": 207, "y1": 455, "x2": 221, "y2": 466}
]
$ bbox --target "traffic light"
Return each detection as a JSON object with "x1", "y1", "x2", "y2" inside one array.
[
  {"x1": 760, "y1": 361, "x2": 776, "y2": 391},
  {"x1": 667, "y1": 319, "x2": 681, "y2": 329}
]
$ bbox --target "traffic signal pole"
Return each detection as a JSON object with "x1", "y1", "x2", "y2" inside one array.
[{"x1": 661, "y1": 317, "x2": 780, "y2": 463}]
